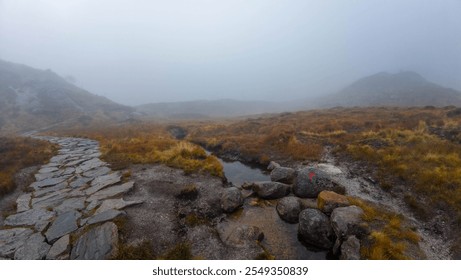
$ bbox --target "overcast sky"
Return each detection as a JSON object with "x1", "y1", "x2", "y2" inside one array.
[{"x1": 1, "y1": 0, "x2": 460, "y2": 105}]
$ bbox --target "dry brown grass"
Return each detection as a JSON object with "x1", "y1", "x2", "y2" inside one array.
[
  {"x1": 0, "y1": 137, "x2": 57, "y2": 196},
  {"x1": 50, "y1": 123, "x2": 223, "y2": 177}
]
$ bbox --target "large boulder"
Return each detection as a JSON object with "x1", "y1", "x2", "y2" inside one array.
[
  {"x1": 267, "y1": 161, "x2": 281, "y2": 171},
  {"x1": 270, "y1": 166, "x2": 296, "y2": 184},
  {"x1": 340, "y1": 235, "x2": 361, "y2": 260},
  {"x1": 293, "y1": 168, "x2": 337, "y2": 198},
  {"x1": 252, "y1": 182, "x2": 291, "y2": 199},
  {"x1": 330, "y1": 206, "x2": 365, "y2": 239},
  {"x1": 298, "y1": 208, "x2": 335, "y2": 249},
  {"x1": 317, "y1": 191, "x2": 350, "y2": 213},
  {"x1": 276, "y1": 197, "x2": 303, "y2": 223},
  {"x1": 221, "y1": 187, "x2": 244, "y2": 213}
]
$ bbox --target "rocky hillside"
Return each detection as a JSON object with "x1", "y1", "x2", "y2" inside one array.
[
  {"x1": 0, "y1": 59, "x2": 133, "y2": 133},
  {"x1": 321, "y1": 72, "x2": 461, "y2": 107}
]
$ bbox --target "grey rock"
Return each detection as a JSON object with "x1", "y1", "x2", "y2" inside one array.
[
  {"x1": 83, "y1": 166, "x2": 111, "y2": 178},
  {"x1": 38, "y1": 167, "x2": 59, "y2": 173},
  {"x1": 340, "y1": 235, "x2": 361, "y2": 260},
  {"x1": 86, "y1": 200, "x2": 100, "y2": 212},
  {"x1": 0, "y1": 228, "x2": 34, "y2": 258},
  {"x1": 16, "y1": 193, "x2": 31, "y2": 213},
  {"x1": 31, "y1": 189, "x2": 70, "y2": 209},
  {"x1": 331, "y1": 206, "x2": 365, "y2": 239},
  {"x1": 50, "y1": 154, "x2": 71, "y2": 163},
  {"x1": 65, "y1": 158, "x2": 87, "y2": 167},
  {"x1": 61, "y1": 167, "x2": 76, "y2": 176},
  {"x1": 252, "y1": 181, "x2": 290, "y2": 199},
  {"x1": 4, "y1": 208, "x2": 55, "y2": 228},
  {"x1": 71, "y1": 222, "x2": 119, "y2": 260},
  {"x1": 267, "y1": 161, "x2": 280, "y2": 171},
  {"x1": 293, "y1": 167, "x2": 336, "y2": 198},
  {"x1": 86, "y1": 209, "x2": 125, "y2": 225},
  {"x1": 14, "y1": 233, "x2": 51, "y2": 260},
  {"x1": 45, "y1": 211, "x2": 80, "y2": 242},
  {"x1": 220, "y1": 187, "x2": 243, "y2": 213},
  {"x1": 87, "y1": 182, "x2": 134, "y2": 202},
  {"x1": 33, "y1": 182, "x2": 68, "y2": 198},
  {"x1": 276, "y1": 196, "x2": 303, "y2": 223},
  {"x1": 30, "y1": 176, "x2": 69, "y2": 189},
  {"x1": 85, "y1": 173, "x2": 122, "y2": 195},
  {"x1": 54, "y1": 197, "x2": 86, "y2": 214},
  {"x1": 69, "y1": 176, "x2": 93, "y2": 189},
  {"x1": 298, "y1": 208, "x2": 334, "y2": 249},
  {"x1": 94, "y1": 198, "x2": 143, "y2": 215},
  {"x1": 46, "y1": 235, "x2": 70, "y2": 260},
  {"x1": 76, "y1": 158, "x2": 106, "y2": 173},
  {"x1": 270, "y1": 166, "x2": 296, "y2": 184}
]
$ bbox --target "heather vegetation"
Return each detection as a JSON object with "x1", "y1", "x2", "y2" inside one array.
[{"x1": 0, "y1": 137, "x2": 57, "y2": 196}]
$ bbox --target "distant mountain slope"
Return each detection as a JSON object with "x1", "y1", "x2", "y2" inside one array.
[
  {"x1": 0, "y1": 59, "x2": 133, "y2": 133},
  {"x1": 136, "y1": 99, "x2": 296, "y2": 119},
  {"x1": 321, "y1": 72, "x2": 461, "y2": 107}
]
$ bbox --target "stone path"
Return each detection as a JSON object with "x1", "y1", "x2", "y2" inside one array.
[{"x1": 0, "y1": 136, "x2": 143, "y2": 260}]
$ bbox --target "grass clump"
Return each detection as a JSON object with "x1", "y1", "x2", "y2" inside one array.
[
  {"x1": 115, "y1": 240, "x2": 156, "y2": 260},
  {"x1": 177, "y1": 184, "x2": 199, "y2": 200},
  {"x1": 0, "y1": 137, "x2": 57, "y2": 196},
  {"x1": 348, "y1": 197, "x2": 421, "y2": 260}
]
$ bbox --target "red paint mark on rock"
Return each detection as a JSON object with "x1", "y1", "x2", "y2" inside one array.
[{"x1": 309, "y1": 172, "x2": 316, "y2": 181}]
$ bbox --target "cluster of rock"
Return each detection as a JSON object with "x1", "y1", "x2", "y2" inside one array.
[
  {"x1": 0, "y1": 136, "x2": 142, "y2": 260},
  {"x1": 220, "y1": 161, "x2": 366, "y2": 260}
]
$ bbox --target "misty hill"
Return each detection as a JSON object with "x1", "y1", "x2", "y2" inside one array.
[
  {"x1": 136, "y1": 99, "x2": 298, "y2": 119},
  {"x1": 321, "y1": 72, "x2": 461, "y2": 107},
  {"x1": 0, "y1": 59, "x2": 133, "y2": 133}
]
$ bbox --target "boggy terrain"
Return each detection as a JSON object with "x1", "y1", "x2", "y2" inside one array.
[{"x1": 1, "y1": 106, "x2": 460, "y2": 260}]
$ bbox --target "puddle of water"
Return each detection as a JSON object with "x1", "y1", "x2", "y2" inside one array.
[{"x1": 207, "y1": 150, "x2": 328, "y2": 259}]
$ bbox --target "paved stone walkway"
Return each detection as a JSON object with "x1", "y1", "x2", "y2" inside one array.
[{"x1": 0, "y1": 136, "x2": 143, "y2": 260}]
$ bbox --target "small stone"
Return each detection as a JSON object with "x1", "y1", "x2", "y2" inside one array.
[
  {"x1": 276, "y1": 196, "x2": 302, "y2": 223},
  {"x1": 71, "y1": 222, "x2": 119, "y2": 260},
  {"x1": 45, "y1": 211, "x2": 80, "y2": 242},
  {"x1": 14, "y1": 233, "x2": 51, "y2": 260},
  {"x1": 221, "y1": 187, "x2": 243, "y2": 213},
  {"x1": 86, "y1": 209, "x2": 125, "y2": 225},
  {"x1": 85, "y1": 173, "x2": 122, "y2": 195},
  {"x1": 46, "y1": 235, "x2": 70, "y2": 260},
  {"x1": 340, "y1": 236, "x2": 361, "y2": 260},
  {"x1": 317, "y1": 191, "x2": 350, "y2": 213},
  {"x1": 87, "y1": 182, "x2": 134, "y2": 202},
  {"x1": 267, "y1": 161, "x2": 281, "y2": 171},
  {"x1": 16, "y1": 193, "x2": 31, "y2": 213},
  {"x1": 86, "y1": 200, "x2": 100, "y2": 212},
  {"x1": 221, "y1": 225, "x2": 264, "y2": 248}
]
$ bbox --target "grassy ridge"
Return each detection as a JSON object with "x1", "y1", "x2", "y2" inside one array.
[{"x1": 0, "y1": 137, "x2": 57, "y2": 196}]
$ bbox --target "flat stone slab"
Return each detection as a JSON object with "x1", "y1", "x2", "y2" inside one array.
[
  {"x1": 14, "y1": 233, "x2": 51, "y2": 260},
  {"x1": 33, "y1": 182, "x2": 68, "y2": 198},
  {"x1": 54, "y1": 197, "x2": 86, "y2": 215},
  {"x1": 85, "y1": 173, "x2": 122, "y2": 195},
  {"x1": 39, "y1": 167, "x2": 59, "y2": 173},
  {"x1": 30, "y1": 176, "x2": 69, "y2": 189},
  {"x1": 71, "y1": 222, "x2": 119, "y2": 260},
  {"x1": 31, "y1": 189, "x2": 71, "y2": 209},
  {"x1": 83, "y1": 166, "x2": 111, "y2": 178},
  {"x1": 16, "y1": 193, "x2": 31, "y2": 213},
  {"x1": 86, "y1": 209, "x2": 125, "y2": 225},
  {"x1": 76, "y1": 158, "x2": 106, "y2": 173},
  {"x1": 0, "y1": 228, "x2": 34, "y2": 258},
  {"x1": 87, "y1": 182, "x2": 134, "y2": 202},
  {"x1": 45, "y1": 211, "x2": 81, "y2": 242},
  {"x1": 94, "y1": 198, "x2": 143, "y2": 215},
  {"x1": 46, "y1": 235, "x2": 70, "y2": 260},
  {"x1": 4, "y1": 208, "x2": 55, "y2": 228},
  {"x1": 69, "y1": 176, "x2": 93, "y2": 189}
]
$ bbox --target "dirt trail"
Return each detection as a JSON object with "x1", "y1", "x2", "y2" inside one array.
[{"x1": 313, "y1": 147, "x2": 452, "y2": 260}]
